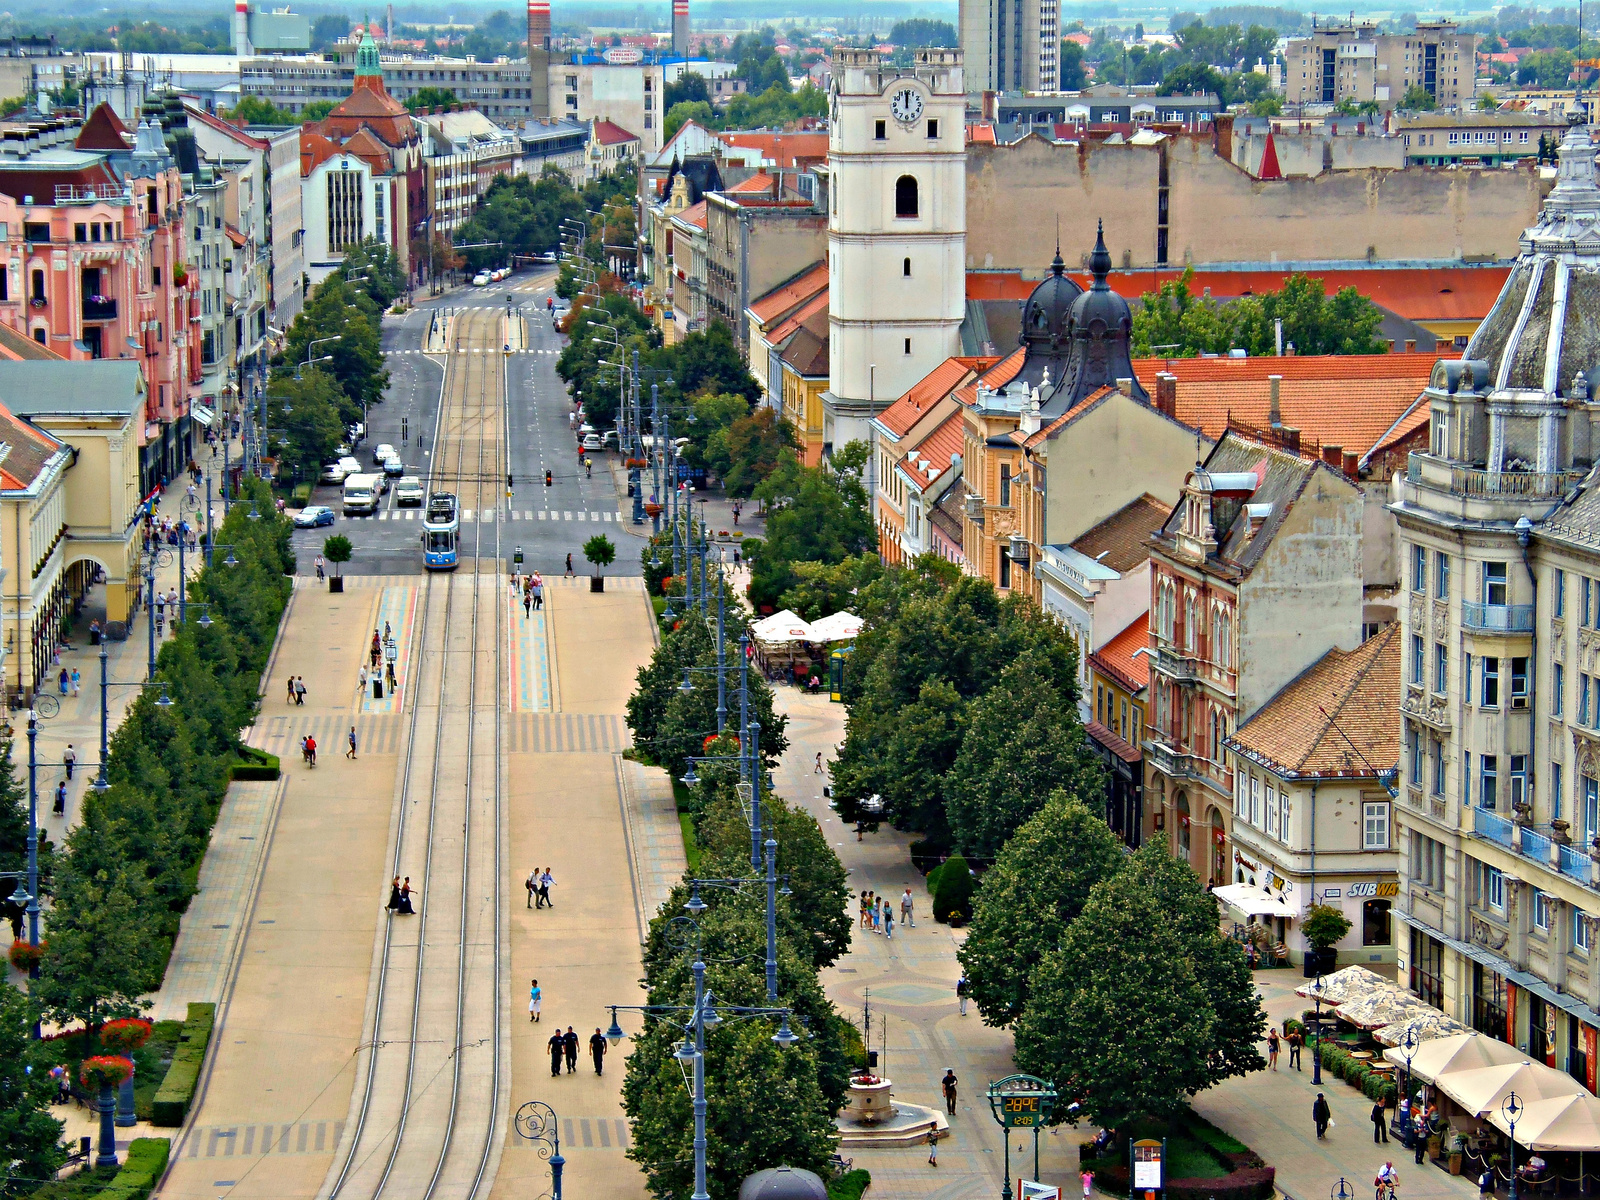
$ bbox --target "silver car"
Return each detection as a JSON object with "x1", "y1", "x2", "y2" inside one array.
[{"x1": 394, "y1": 476, "x2": 425, "y2": 505}]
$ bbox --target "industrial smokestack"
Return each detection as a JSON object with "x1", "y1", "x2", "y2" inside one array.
[
  {"x1": 672, "y1": 0, "x2": 689, "y2": 55},
  {"x1": 386, "y1": 3, "x2": 394, "y2": 42},
  {"x1": 527, "y1": 0, "x2": 551, "y2": 117},
  {"x1": 234, "y1": 0, "x2": 253, "y2": 55}
]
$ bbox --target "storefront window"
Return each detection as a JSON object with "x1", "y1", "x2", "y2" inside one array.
[
  {"x1": 1210, "y1": 809, "x2": 1226, "y2": 886},
  {"x1": 1177, "y1": 792, "x2": 1191, "y2": 859},
  {"x1": 1473, "y1": 962, "x2": 1509, "y2": 1041},
  {"x1": 1411, "y1": 929, "x2": 1444, "y2": 1009},
  {"x1": 1362, "y1": 899, "x2": 1392, "y2": 947}
]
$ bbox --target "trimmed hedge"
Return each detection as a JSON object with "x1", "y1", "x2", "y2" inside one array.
[
  {"x1": 932, "y1": 854, "x2": 974, "y2": 923},
  {"x1": 829, "y1": 1169, "x2": 871, "y2": 1200},
  {"x1": 99, "y1": 1137, "x2": 170, "y2": 1200},
  {"x1": 1315, "y1": 1040, "x2": 1400, "y2": 1106},
  {"x1": 230, "y1": 746, "x2": 281, "y2": 782},
  {"x1": 151, "y1": 1003, "x2": 214, "y2": 1127}
]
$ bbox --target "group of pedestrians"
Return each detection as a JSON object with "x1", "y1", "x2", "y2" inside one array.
[
  {"x1": 385, "y1": 877, "x2": 416, "y2": 914},
  {"x1": 857, "y1": 888, "x2": 916, "y2": 939},
  {"x1": 545, "y1": 1023, "x2": 608, "y2": 1076},
  {"x1": 286, "y1": 676, "x2": 308, "y2": 705},
  {"x1": 513, "y1": 573, "x2": 544, "y2": 617},
  {"x1": 524, "y1": 868, "x2": 556, "y2": 908}
]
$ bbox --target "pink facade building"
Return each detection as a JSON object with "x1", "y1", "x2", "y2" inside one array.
[{"x1": 0, "y1": 105, "x2": 197, "y2": 489}]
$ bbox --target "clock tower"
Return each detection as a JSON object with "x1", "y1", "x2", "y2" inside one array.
[{"x1": 824, "y1": 48, "x2": 966, "y2": 453}]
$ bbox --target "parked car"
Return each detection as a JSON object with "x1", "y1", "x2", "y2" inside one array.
[
  {"x1": 319, "y1": 461, "x2": 350, "y2": 485},
  {"x1": 382, "y1": 455, "x2": 406, "y2": 477},
  {"x1": 374, "y1": 442, "x2": 396, "y2": 465},
  {"x1": 582, "y1": 433, "x2": 602, "y2": 452},
  {"x1": 534, "y1": 252, "x2": 557, "y2": 264},
  {"x1": 294, "y1": 505, "x2": 337, "y2": 528},
  {"x1": 394, "y1": 476, "x2": 425, "y2": 505},
  {"x1": 472, "y1": 271, "x2": 490, "y2": 287}
]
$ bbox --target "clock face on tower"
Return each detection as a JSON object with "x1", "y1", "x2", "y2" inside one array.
[{"x1": 890, "y1": 87, "x2": 924, "y2": 125}]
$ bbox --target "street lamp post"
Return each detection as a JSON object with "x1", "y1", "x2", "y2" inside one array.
[
  {"x1": 513, "y1": 1101, "x2": 564, "y2": 1200},
  {"x1": 1504, "y1": 1091, "x2": 1526, "y2": 1200},
  {"x1": 94, "y1": 643, "x2": 175, "y2": 798},
  {"x1": 1310, "y1": 974, "x2": 1326, "y2": 1085},
  {"x1": 602, "y1": 907, "x2": 798, "y2": 1200},
  {"x1": 1399, "y1": 1026, "x2": 1421, "y2": 1147},
  {"x1": 143, "y1": 548, "x2": 174, "y2": 681},
  {"x1": 1331, "y1": 1177, "x2": 1357, "y2": 1200}
]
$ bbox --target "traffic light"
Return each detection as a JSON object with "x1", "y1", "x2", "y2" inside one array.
[{"x1": 507, "y1": 472, "x2": 514, "y2": 491}]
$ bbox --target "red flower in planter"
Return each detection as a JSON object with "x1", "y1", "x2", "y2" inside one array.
[
  {"x1": 80, "y1": 1055, "x2": 134, "y2": 1089},
  {"x1": 100, "y1": 1018, "x2": 154, "y2": 1054},
  {"x1": 8, "y1": 939, "x2": 45, "y2": 971}
]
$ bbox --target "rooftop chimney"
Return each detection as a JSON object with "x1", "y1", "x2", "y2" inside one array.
[
  {"x1": 1405, "y1": 338, "x2": 1416, "y2": 353},
  {"x1": 1115, "y1": 377, "x2": 1133, "y2": 397},
  {"x1": 672, "y1": 0, "x2": 690, "y2": 56},
  {"x1": 1321, "y1": 443, "x2": 1343, "y2": 467},
  {"x1": 234, "y1": 0, "x2": 252, "y2": 56},
  {"x1": 1268, "y1": 374, "x2": 1282, "y2": 428},
  {"x1": 1155, "y1": 371, "x2": 1177, "y2": 418}
]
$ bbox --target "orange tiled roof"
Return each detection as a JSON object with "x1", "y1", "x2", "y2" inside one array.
[
  {"x1": 1133, "y1": 352, "x2": 1437, "y2": 458},
  {"x1": 0, "y1": 323, "x2": 63, "y2": 361},
  {"x1": 966, "y1": 272, "x2": 1036, "y2": 302},
  {"x1": 1070, "y1": 493, "x2": 1173, "y2": 574},
  {"x1": 878, "y1": 357, "x2": 993, "y2": 438},
  {"x1": 953, "y1": 348, "x2": 1027, "y2": 406},
  {"x1": 966, "y1": 122, "x2": 997, "y2": 145},
  {"x1": 593, "y1": 119, "x2": 640, "y2": 146},
  {"x1": 1091, "y1": 617, "x2": 1152, "y2": 693},
  {"x1": 0, "y1": 397, "x2": 64, "y2": 491},
  {"x1": 897, "y1": 410, "x2": 965, "y2": 487},
  {"x1": 1227, "y1": 623, "x2": 1400, "y2": 779},
  {"x1": 675, "y1": 199, "x2": 708, "y2": 230},
  {"x1": 749, "y1": 262, "x2": 827, "y2": 325},
  {"x1": 717, "y1": 131, "x2": 828, "y2": 166},
  {"x1": 767, "y1": 288, "x2": 829, "y2": 346},
  {"x1": 1085, "y1": 718, "x2": 1141, "y2": 764}
]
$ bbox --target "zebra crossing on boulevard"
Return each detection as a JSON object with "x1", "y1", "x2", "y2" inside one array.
[{"x1": 348, "y1": 508, "x2": 626, "y2": 523}]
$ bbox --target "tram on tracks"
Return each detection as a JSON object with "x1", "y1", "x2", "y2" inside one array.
[{"x1": 422, "y1": 492, "x2": 460, "y2": 569}]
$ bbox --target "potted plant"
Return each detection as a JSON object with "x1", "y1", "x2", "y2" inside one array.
[
  {"x1": 1302, "y1": 903, "x2": 1351, "y2": 977},
  {"x1": 584, "y1": 534, "x2": 615, "y2": 594},
  {"x1": 7, "y1": 938, "x2": 44, "y2": 971},
  {"x1": 81, "y1": 1056, "x2": 133, "y2": 1165},
  {"x1": 1449, "y1": 1132, "x2": 1467, "y2": 1174},
  {"x1": 323, "y1": 534, "x2": 352, "y2": 593}
]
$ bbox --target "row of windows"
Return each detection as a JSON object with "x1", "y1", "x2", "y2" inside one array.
[{"x1": 1471, "y1": 859, "x2": 1593, "y2": 950}]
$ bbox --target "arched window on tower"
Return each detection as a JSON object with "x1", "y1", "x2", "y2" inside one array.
[
  {"x1": 894, "y1": 174, "x2": 918, "y2": 218},
  {"x1": 903, "y1": 256, "x2": 911, "y2": 277}
]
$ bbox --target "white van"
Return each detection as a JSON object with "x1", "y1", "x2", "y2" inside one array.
[{"x1": 342, "y1": 473, "x2": 382, "y2": 515}]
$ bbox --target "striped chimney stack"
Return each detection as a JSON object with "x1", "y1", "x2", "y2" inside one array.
[
  {"x1": 233, "y1": 0, "x2": 252, "y2": 56},
  {"x1": 672, "y1": 0, "x2": 689, "y2": 55},
  {"x1": 527, "y1": 0, "x2": 550, "y2": 55}
]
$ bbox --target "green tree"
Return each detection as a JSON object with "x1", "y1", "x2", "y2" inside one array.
[
  {"x1": 958, "y1": 791, "x2": 1124, "y2": 1026},
  {"x1": 665, "y1": 99, "x2": 714, "y2": 140},
  {"x1": 406, "y1": 85, "x2": 459, "y2": 111},
  {"x1": 931, "y1": 852, "x2": 974, "y2": 922},
  {"x1": 748, "y1": 449, "x2": 873, "y2": 611},
  {"x1": 338, "y1": 239, "x2": 407, "y2": 307},
  {"x1": 323, "y1": 534, "x2": 353, "y2": 579},
  {"x1": 0, "y1": 737, "x2": 29, "y2": 871},
  {"x1": 583, "y1": 533, "x2": 615, "y2": 578},
  {"x1": 722, "y1": 408, "x2": 796, "y2": 498},
  {"x1": 0, "y1": 982, "x2": 65, "y2": 1191},
  {"x1": 665, "y1": 71, "x2": 711, "y2": 108},
  {"x1": 889, "y1": 17, "x2": 957, "y2": 45},
  {"x1": 1059, "y1": 39, "x2": 1088, "y2": 88},
  {"x1": 943, "y1": 657, "x2": 1105, "y2": 858},
  {"x1": 309, "y1": 13, "x2": 350, "y2": 51},
  {"x1": 1015, "y1": 868, "x2": 1218, "y2": 1129},
  {"x1": 266, "y1": 368, "x2": 346, "y2": 481},
  {"x1": 1304, "y1": 902, "x2": 1352, "y2": 950},
  {"x1": 300, "y1": 99, "x2": 337, "y2": 122},
  {"x1": 226, "y1": 95, "x2": 295, "y2": 124},
  {"x1": 281, "y1": 273, "x2": 388, "y2": 422},
  {"x1": 1400, "y1": 83, "x2": 1439, "y2": 108},
  {"x1": 778, "y1": 554, "x2": 882, "y2": 622},
  {"x1": 33, "y1": 824, "x2": 165, "y2": 1040}
]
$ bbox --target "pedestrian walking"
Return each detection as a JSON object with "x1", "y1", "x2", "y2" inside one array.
[
  {"x1": 62, "y1": 745, "x2": 75, "y2": 781},
  {"x1": 287, "y1": 676, "x2": 296, "y2": 703},
  {"x1": 884, "y1": 909, "x2": 894, "y2": 939},
  {"x1": 397, "y1": 877, "x2": 414, "y2": 914},
  {"x1": 386, "y1": 660, "x2": 396, "y2": 691},
  {"x1": 359, "y1": 664, "x2": 369, "y2": 696},
  {"x1": 53, "y1": 779, "x2": 66, "y2": 815},
  {"x1": 57, "y1": 667, "x2": 68, "y2": 696},
  {"x1": 523, "y1": 590, "x2": 532, "y2": 618},
  {"x1": 814, "y1": 752, "x2": 823, "y2": 773},
  {"x1": 901, "y1": 887, "x2": 915, "y2": 927},
  {"x1": 548, "y1": 1030, "x2": 564, "y2": 1075},
  {"x1": 1372, "y1": 1100, "x2": 1390, "y2": 1144},
  {"x1": 532, "y1": 573, "x2": 543, "y2": 609},
  {"x1": 347, "y1": 725, "x2": 358, "y2": 759},
  {"x1": 315, "y1": 555, "x2": 325, "y2": 581},
  {"x1": 70, "y1": 668, "x2": 80, "y2": 697},
  {"x1": 871, "y1": 897, "x2": 881, "y2": 934},
  {"x1": 1288, "y1": 1026, "x2": 1303, "y2": 1070},
  {"x1": 941, "y1": 1069, "x2": 957, "y2": 1116},
  {"x1": 565, "y1": 553, "x2": 573, "y2": 577},
  {"x1": 540, "y1": 868, "x2": 554, "y2": 907},
  {"x1": 1313, "y1": 1092, "x2": 1332, "y2": 1139},
  {"x1": 386, "y1": 877, "x2": 402, "y2": 913},
  {"x1": 1083, "y1": 1170, "x2": 1094, "y2": 1200},
  {"x1": 525, "y1": 871, "x2": 538, "y2": 909},
  {"x1": 590, "y1": 1028, "x2": 607, "y2": 1075},
  {"x1": 529, "y1": 979, "x2": 542, "y2": 1022},
  {"x1": 859, "y1": 891, "x2": 869, "y2": 929},
  {"x1": 1267, "y1": 1028, "x2": 1280, "y2": 1070},
  {"x1": 927, "y1": 1130, "x2": 938, "y2": 1167},
  {"x1": 956, "y1": 974, "x2": 970, "y2": 1016},
  {"x1": 563, "y1": 1027, "x2": 578, "y2": 1073},
  {"x1": 295, "y1": 677, "x2": 306, "y2": 706}
]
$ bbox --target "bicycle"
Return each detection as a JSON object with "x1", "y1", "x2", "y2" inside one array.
[{"x1": 1376, "y1": 1178, "x2": 1400, "y2": 1200}]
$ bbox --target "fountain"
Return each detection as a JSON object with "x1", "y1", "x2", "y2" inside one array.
[{"x1": 833, "y1": 1071, "x2": 947, "y2": 1146}]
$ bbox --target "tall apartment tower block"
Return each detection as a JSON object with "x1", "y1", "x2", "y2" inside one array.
[
  {"x1": 959, "y1": 0, "x2": 1058, "y2": 94},
  {"x1": 527, "y1": 0, "x2": 551, "y2": 118}
]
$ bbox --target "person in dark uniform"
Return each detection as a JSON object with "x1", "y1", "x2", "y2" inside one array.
[
  {"x1": 548, "y1": 1030, "x2": 565, "y2": 1077},
  {"x1": 590, "y1": 1028, "x2": 607, "y2": 1075},
  {"x1": 563, "y1": 1027, "x2": 579, "y2": 1073}
]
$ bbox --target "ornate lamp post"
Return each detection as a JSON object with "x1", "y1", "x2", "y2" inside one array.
[
  {"x1": 1504, "y1": 1090, "x2": 1526, "y2": 1200},
  {"x1": 514, "y1": 1101, "x2": 565, "y2": 1200}
]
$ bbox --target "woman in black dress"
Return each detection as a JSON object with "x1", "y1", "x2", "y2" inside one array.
[{"x1": 386, "y1": 876, "x2": 402, "y2": 912}]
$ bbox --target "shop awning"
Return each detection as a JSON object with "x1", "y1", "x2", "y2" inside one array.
[
  {"x1": 1374, "y1": 1010, "x2": 1474, "y2": 1048},
  {"x1": 1486, "y1": 1092, "x2": 1600, "y2": 1151},
  {"x1": 1213, "y1": 883, "x2": 1299, "y2": 918},
  {"x1": 1399, "y1": 912, "x2": 1600, "y2": 1028},
  {"x1": 808, "y1": 610, "x2": 863, "y2": 643},
  {"x1": 1337, "y1": 989, "x2": 1433, "y2": 1031},
  {"x1": 190, "y1": 405, "x2": 216, "y2": 428},
  {"x1": 1435, "y1": 1061, "x2": 1586, "y2": 1118}
]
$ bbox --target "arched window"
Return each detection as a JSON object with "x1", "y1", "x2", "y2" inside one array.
[
  {"x1": 894, "y1": 174, "x2": 919, "y2": 218},
  {"x1": 1177, "y1": 792, "x2": 1192, "y2": 858},
  {"x1": 903, "y1": 256, "x2": 911, "y2": 277},
  {"x1": 1210, "y1": 808, "x2": 1227, "y2": 885},
  {"x1": 30, "y1": 269, "x2": 44, "y2": 303},
  {"x1": 1183, "y1": 594, "x2": 1197, "y2": 651}
]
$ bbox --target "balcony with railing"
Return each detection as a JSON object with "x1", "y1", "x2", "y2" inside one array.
[
  {"x1": 1472, "y1": 807, "x2": 1600, "y2": 889},
  {"x1": 81, "y1": 297, "x2": 117, "y2": 322},
  {"x1": 1407, "y1": 452, "x2": 1584, "y2": 501},
  {"x1": 1152, "y1": 643, "x2": 1198, "y2": 683},
  {"x1": 1462, "y1": 601, "x2": 1535, "y2": 633},
  {"x1": 1475, "y1": 806, "x2": 1515, "y2": 848}
]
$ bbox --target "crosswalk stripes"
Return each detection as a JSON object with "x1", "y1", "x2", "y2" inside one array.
[
  {"x1": 341, "y1": 508, "x2": 624, "y2": 524},
  {"x1": 507, "y1": 713, "x2": 629, "y2": 753},
  {"x1": 258, "y1": 714, "x2": 404, "y2": 756}
]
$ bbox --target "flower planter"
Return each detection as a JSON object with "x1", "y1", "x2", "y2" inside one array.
[
  {"x1": 590, "y1": 576, "x2": 604, "y2": 593},
  {"x1": 100, "y1": 1018, "x2": 153, "y2": 1054},
  {"x1": 8, "y1": 938, "x2": 44, "y2": 971},
  {"x1": 329, "y1": 576, "x2": 344, "y2": 593}
]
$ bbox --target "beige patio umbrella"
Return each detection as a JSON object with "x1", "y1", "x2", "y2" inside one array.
[
  {"x1": 1295, "y1": 965, "x2": 1397, "y2": 1006},
  {"x1": 1374, "y1": 1009, "x2": 1473, "y2": 1048},
  {"x1": 1436, "y1": 1061, "x2": 1586, "y2": 1117},
  {"x1": 1485, "y1": 1092, "x2": 1600, "y2": 1151},
  {"x1": 1383, "y1": 1031, "x2": 1528, "y2": 1083},
  {"x1": 1337, "y1": 989, "x2": 1431, "y2": 1031}
]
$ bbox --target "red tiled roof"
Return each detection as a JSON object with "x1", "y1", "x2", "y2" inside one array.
[
  {"x1": 749, "y1": 262, "x2": 827, "y2": 325},
  {"x1": 957, "y1": 267, "x2": 1508, "y2": 323},
  {"x1": 897, "y1": 410, "x2": 964, "y2": 487},
  {"x1": 966, "y1": 122, "x2": 997, "y2": 144},
  {"x1": 1070, "y1": 493, "x2": 1173, "y2": 574},
  {"x1": 74, "y1": 103, "x2": 131, "y2": 152},
  {"x1": 1133, "y1": 352, "x2": 1437, "y2": 457},
  {"x1": 675, "y1": 199, "x2": 708, "y2": 230},
  {"x1": 0, "y1": 324, "x2": 63, "y2": 361},
  {"x1": 767, "y1": 288, "x2": 829, "y2": 346},
  {"x1": 1085, "y1": 718, "x2": 1141, "y2": 764},
  {"x1": 717, "y1": 131, "x2": 828, "y2": 166},
  {"x1": 1091, "y1": 617, "x2": 1152, "y2": 693},
  {"x1": 1228, "y1": 623, "x2": 1399, "y2": 779},
  {"x1": 593, "y1": 119, "x2": 640, "y2": 146},
  {"x1": 878, "y1": 357, "x2": 993, "y2": 438},
  {"x1": 954, "y1": 348, "x2": 1027, "y2": 406}
]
